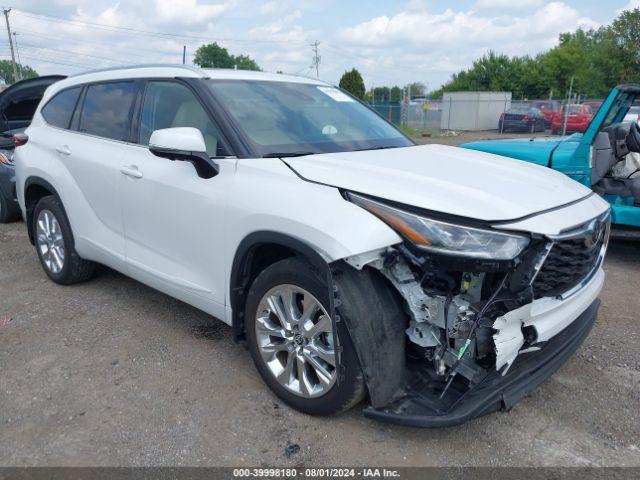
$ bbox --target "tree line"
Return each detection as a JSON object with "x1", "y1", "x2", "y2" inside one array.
[{"x1": 429, "y1": 8, "x2": 640, "y2": 100}]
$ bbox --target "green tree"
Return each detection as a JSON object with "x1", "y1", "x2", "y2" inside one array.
[
  {"x1": 194, "y1": 43, "x2": 235, "y2": 68},
  {"x1": 0, "y1": 60, "x2": 37, "y2": 85},
  {"x1": 373, "y1": 86, "x2": 390, "y2": 103},
  {"x1": 610, "y1": 8, "x2": 640, "y2": 83},
  {"x1": 232, "y1": 54, "x2": 261, "y2": 71},
  {"x1": 193, "y1": 42, "x2": 261, "y2": 71},
  {"x1": 427, "y1": 8, "x2": 640, "y2": 100},
  {"x1": 339, "y1": 68, "x2": 366, "y2": 100},
  {"x1": 406, "y1": 82, "x2": 426, "y2": 97},
  {"x1": 390, "y1": 86, "x2": 403, "y2": 102}
]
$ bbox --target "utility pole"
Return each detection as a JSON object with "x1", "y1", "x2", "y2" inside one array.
[
  {"x1": 13, "y1": 32, "x2": 22, "y2": 80},
  {"x1": 3, "y1": 8, "x2": 19, "y2": 83},
  {"x1": 310, "y1": 40, "x2": 320, "y2": 78},
  {"x1": 182, "y1": 45, "x2": 186, "y2": 65}
]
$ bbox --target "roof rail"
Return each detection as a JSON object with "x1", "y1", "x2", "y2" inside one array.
[{"x1": 69, "y1": 63, "x2": 206, "y2": 78}]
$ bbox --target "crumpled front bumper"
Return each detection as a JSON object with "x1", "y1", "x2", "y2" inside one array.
[{"x1": 363, "y1": 297, "x2": 600, "y2": 428}]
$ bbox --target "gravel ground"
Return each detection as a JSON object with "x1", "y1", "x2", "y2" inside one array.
[{"x1": 1, "y1": 133, "x2": 639, "y2": 466}]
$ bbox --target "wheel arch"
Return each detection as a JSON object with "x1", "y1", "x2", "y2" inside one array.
[
  {"x1": 230, "y1": 231, "x2": 333, "y2": 342},
  {"x1": 23, "y1": 176, "x2": 63, "y2": 245}
]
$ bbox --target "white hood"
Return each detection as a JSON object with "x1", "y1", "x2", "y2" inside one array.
[{"x1": 284, "y1": 144, "x2": 593, "y2": 222}]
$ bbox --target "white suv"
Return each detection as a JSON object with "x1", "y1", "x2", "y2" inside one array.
[{"x1": 15, "y1": 65, "x2": 610, "y2": 427}]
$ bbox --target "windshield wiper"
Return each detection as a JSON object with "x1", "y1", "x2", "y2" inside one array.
[
  {"x1": 353, "y1": 145, "x2": 400, "y2": 152},
  {"x1": 262, "y1": 151, "x2": 316, "y2": 158}
]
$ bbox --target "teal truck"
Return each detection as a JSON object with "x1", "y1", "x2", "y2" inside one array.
[{"x1": 461, "y1": 84, "x2": 640, "y2": 235}]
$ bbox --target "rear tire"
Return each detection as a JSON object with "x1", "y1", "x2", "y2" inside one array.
[
  {"x1": 245, "y1": 258, "x2": 365, "y2": 416},
  {"x1": 32, "y1": 195, "x2": 95, "y2": 285},
  {"x1": 0, "y1": 192, "x2": 19, "y2": 223}
]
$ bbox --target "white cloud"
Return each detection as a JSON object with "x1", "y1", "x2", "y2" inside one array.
[
  {"x1": 475, "y1": 0, "x2": 543, "y2": 9},
  {"x1": 154, "y1": 0, "x2": 232, "y2": 25},
  {"x1": 10, "y1": 0, "x2": 605, "y2": 91},
  {"x1": 618, "y1": 0, "x2": 640, "y2": 14},
  {"x1": 333, "y1": 1, "x2": 599, "y2": 87},
  {"x1": 248, "y1": 9, "x2": 305, "y2": 41},
  {"x1": 339, "y1": 2, "x2": 597, "y2": 50},
  {"x1": 259, "y1": 1, "x2": 280, "y2": 15}
]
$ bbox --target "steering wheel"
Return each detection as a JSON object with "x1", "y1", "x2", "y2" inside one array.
[{"x1": 626, "y1": 121, "x2": 640, "y2": 153}]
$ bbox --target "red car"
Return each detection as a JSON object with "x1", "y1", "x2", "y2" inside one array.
[
  {"x1": 551, "y1": 104, "x2": 594, "y2": 134},
  {"x1": 531, "y1": 100, "x2": 561, "y2": 128}
]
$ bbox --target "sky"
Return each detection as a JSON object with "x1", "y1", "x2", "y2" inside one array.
[{"x1": 3, "y1": 0, "x2": 640, "y2": 90}]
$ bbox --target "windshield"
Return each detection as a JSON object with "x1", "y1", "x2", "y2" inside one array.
[
  {"x1": 205, "y1": 79, "x2": 413, "y2": 156},
  {"x1": 565, "y1": 105, "x2": 584, "y2": 115},
  {"x1": 533, "y1": 101, "x2": 555, "y2": 111},
  {"x1": 602, "y1": 92, "x2": 635, "y2": 128},
  {"x1": 507, "y1": 106, "x2": 531, "y2": 114}
]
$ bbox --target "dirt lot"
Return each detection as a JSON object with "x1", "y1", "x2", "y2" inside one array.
[
  {"x1": 1, "y1": 134, "x2": 639, "y2": 467},
  {"x1": 412, "y1": 129, "x2": 551, "y2": 146}
]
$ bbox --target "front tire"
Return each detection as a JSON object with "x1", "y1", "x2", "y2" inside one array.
[
  {"x1": 245, "y1": 258, "x2": 365, "y2": 416},
  {"x1": 33, "y1": 195, "x2": 95, "y2": 285}
]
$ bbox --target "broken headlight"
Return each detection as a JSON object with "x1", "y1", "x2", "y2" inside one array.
[{"x1": 348, "y1": 193, "x2": 529, "y2": 260}]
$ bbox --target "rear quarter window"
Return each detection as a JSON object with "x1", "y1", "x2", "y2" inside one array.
[{"x1": 41, "y1": 87, "x2": 82, "y2": 129}]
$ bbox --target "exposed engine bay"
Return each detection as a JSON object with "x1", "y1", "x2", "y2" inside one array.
[
  {"x1": 347, "y1": 246, "x2": 540, "y2": 397},
  {"x1": 342, "y1": 211, "x2": 608, "y2": 424}
]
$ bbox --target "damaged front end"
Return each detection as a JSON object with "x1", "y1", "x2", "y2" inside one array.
[{"x1": 340, "y1": 193, "x2": 610, "y2": 427}]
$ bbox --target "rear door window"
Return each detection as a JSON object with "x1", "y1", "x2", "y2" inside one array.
[
  {"x1": 41, "y1": 87, "x2": 82, "y2": 129},
  {"x1": 79, "y1": 82, "x2": 137, "y2": 141}
]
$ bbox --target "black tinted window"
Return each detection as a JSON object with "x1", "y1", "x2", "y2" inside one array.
[
  {"x1": 41, "y1": 87, "x2": 81, "y2": 129},
  {"x1": 79, "y1": 82, "x2": 137, "y2": 141}
]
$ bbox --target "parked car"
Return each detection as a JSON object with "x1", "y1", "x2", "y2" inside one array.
[
  {"x1": 498, "y1": 106, "x2": 546, "y2": 133},
  {"x1": 551, "y1": 104, "x2": 594, "y2": 134},
  {"x1": 531, "y1": 100, "x2": 561, "y2": 127},
  {"x1": 0, "y1": 75, "x2": 65, "y2": 223},
  {"x1": 15, "y1": 65, "x2": 610, "y2": 427},
  {"x1": 584, "y1": 101, "x2": 603, "y2": 115},
  {"x1": 462, "y1": 84, "x2": 640, "y2": 235},
  {"x1": 623, "y1": 105, "x2": 640, "y2": 124}
]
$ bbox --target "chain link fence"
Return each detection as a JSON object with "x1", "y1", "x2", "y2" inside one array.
[{"x1": 369, "y1": 96, "x2": 605, "y2": 137}]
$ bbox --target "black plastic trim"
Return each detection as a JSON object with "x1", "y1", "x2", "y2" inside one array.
[
  {"x1": 363, "y1": 298, "x2": 600, "y2": 427},
  {"x1": 149, "y1": 145, "x2": 219, "y2": 179},
  {"x1": 229, "y1": 231, "x2": 332, "y2": 342},
  {"x1": 23, "y1": 176, "x2": 63, "y2": 245},
  {"x1": 617, "y1": 83, "x2": 640, "y2": 94},
  {"x1": 183, "y1": 77, "x2": 250, "y2": 157}
]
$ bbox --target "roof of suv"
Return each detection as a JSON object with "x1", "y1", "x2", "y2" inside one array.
[{"x1": 47, "y1": 64, "x2": 327, "y2": 98}]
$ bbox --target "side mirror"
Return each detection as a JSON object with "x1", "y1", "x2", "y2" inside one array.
[{"x1": 149, "y1": 127, "x2": 219, "y2": 179}]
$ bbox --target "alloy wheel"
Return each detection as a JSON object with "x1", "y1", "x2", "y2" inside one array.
[
  {"x1": 36, "y1": 209, "x2": 65, "y2": 274},
  {"x1": 255, "y1": 284, "x2": 337, "y2": 398}
]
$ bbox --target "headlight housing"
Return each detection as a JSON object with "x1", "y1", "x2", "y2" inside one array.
[
  {"x1": 0, "y1": 151, "x2": 13, "y2": 165},
  {"x1": 348, "y1": 193, "x2": 529, "y2": 261}
]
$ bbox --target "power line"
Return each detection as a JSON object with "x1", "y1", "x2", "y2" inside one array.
[
  {"x1": 20, "y1": 42, "x2": 123, "y2": 65},
  {"x1": 18, "y1": 53, "x2": 108, "y2": 70},
  {"x1": 21, "y1": 30, "x2": 182, "y2": 60},
  {"x1": 13, "y1": 8, "x2": 304, "y2": 46}
]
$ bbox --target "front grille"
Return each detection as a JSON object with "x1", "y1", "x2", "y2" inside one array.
[{"x1": 532, "y1": 216, "x2": 608, "y2": 299}]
